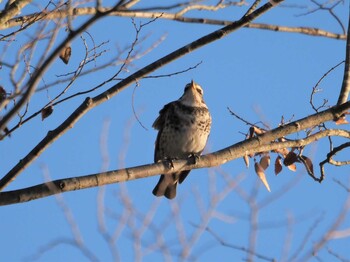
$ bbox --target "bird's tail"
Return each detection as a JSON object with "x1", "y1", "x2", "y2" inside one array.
[
  {"x1": 152, "y1": 171, "x2": 191, "y2": 199},
  {"x1": 152, "y1": 174, "x2": 177, "y2": 199}
]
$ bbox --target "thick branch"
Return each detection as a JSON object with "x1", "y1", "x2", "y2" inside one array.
[
  {"x1": 1, "y1": 102, "x2": 349, "y2": 205},
  {"x1": 337, "y1": 7, "x2": 350, "y2": 105},
  {"x1": 0, "y1": 0, "x2": 284, "y2": 191}
]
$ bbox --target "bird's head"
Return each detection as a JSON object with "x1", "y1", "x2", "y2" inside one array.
[{"x1": 179, "y1": 80, "x2": 207, "y2": 108}]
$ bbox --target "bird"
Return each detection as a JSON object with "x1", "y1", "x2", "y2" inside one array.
[{"x1": 152, "y1": 80, "x2": 212, "y2": 199}]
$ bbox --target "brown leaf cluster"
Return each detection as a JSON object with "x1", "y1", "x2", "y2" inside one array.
[{"x1": 243, "y1": 126, "x2": 315, "y2": 192}]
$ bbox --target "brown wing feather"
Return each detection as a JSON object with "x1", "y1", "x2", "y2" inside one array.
[
  {"x1": 153, "y1": 102, "x2": 176, "y2": 162},
  {"x1": 152, "y1": 102, "x2": 175, "y2": 130},
  {"x1": 178, "y1": 170, "x2": 191, "y2": 184},
  {"x1": 154, "y1": 131, "x2": 162, "y2": 162}
]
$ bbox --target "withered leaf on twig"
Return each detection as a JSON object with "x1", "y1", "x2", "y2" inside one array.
[
  {"x1": 275, "y1": 156, "x2": 282, "y2": 175},
  {"x1": 260, "y1": 154, "x2": 270, "y2": 170},
  {"x1": 287, "y1": 163, "x2": 297, "y2": 172},
  {"x1": 283, "y1": 151, "x2": 298, "y2": 166},
  {"x1": 41, "y1": 105, "x2": 54, "y2": 120},
  {"x1": 59, "y1": 46, "x2": 72, "y2": 64},
  {"x1": 254, "y1": 162, "x2": 271, "y2": 192},
  {"x1": 252, "y1": 126, "x2": 265, "y2": 135},
  {"x1": 335, "y1": 115, "x2": 349, "y2": 125},
  {"x1": 283, "y1": 151, "x2": 298, "y2": 172}
]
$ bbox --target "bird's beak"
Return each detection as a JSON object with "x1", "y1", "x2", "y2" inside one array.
[{"x1": 190, "y1": 80, "x2": 195, "y2": 89}]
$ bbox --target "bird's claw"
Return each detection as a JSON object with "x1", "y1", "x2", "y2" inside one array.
[
  {"x1": 189, "y1": 153, "x2": 200, "y2": 164},
  {"x1": 166, "y1": 157, "x2": 176, "y2": 169}
]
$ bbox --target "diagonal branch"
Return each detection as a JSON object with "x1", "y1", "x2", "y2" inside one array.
[
  {"x1": 1, "y1": 101, "x2": 349, "y2": 206},
  {"x1": 0, "y1": 0, "x2": 284, "y2": 191}
]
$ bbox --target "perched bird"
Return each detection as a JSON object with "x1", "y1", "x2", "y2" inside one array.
[{"x1": 152, "y1": 80, "x2": 212, "y2": 199}]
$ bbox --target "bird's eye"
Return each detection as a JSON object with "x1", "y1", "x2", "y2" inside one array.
[{"x1": 196, "y1": 88, "x2": 203, "y2": 95}]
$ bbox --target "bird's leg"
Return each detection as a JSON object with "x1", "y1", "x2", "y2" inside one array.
[
  {"x1": 189, "y1": 153, "x2": 200, "y2": 165},
  {"x1": 165, "y1": 157, "x2": 176, "y2": 169}
]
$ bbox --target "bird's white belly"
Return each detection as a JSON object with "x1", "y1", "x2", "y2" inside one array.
[{"x1": 161, "y1": 124, "x2": 208, "y2": 158}]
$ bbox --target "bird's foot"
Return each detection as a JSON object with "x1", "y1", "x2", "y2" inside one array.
[
  {"x1": 189, "y1": 153, "x2": 200, "y2": 164},
  {"x1": 165, "y1": 157, "x2": 177, "y2": 169}
]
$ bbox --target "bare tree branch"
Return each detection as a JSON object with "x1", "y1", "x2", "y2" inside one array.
[
  {"x1": 298, "y1": 193, "x2": 350, "y2": 261},
  {"x1": 0, "y1": 0, "x2": 284, "y2": 191},
  {"x1": 244, "y1": 0, "x2": 262, "y2": 16},
  {"x1": 310, "y1": 60, "x2": 344, "y2": 112},
  {"x1": 0, "y1": 0, "x2": 32, "y2": 25},
  {"x1": 306, "y1": 0, "x2": 346, "y2": 34},
  {"x1": 0, "y1": 3, "x2": 125, "y2": 132},
  {"x1": 1, "y1": 101, "x2": 349, "y2": 205},
  {"x1": 1, "y1": 6, "x2": 346, "y2": 40},
  {"x1": 204, "y1": 226, "x2": 275, "y2": 261},
  {"x1": 337, "y1": 7, "x2": 350, "y2": 105},
  {"x1": 24, "y1": 237, "x2": 99, "y2": 262},
  {"x1": 1, "y1": 1, "x2": 349, "y2": 261},
  {"x1": 320, "y1": 141, "x2": 350, "y2": 179},
  {"x1": 246, "y1": 22, "x2": 345, "y2": 40}
]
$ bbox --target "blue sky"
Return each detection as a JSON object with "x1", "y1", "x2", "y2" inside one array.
[{"x1": 1, "y1": 1, "x2": 350, "y2": 261}]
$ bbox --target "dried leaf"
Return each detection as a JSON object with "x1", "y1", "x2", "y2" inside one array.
[
  {"x1": 59, "y1": 46, "x2": 72, "y2": 64},
  {"x1": 335, "y1": 115, "x2": 348, "y2": 125},
  {"x1": 275, "y1": 156, "x2": 282, "y2": 175},
  {"x1": 243, "y1": 155, "x2": 249, "y2": 168},
  {"x1": 41, "y1": 105, "x2": 54, "y2": 120},
  {"x1": 254, "y1": 162, "x2": 271, "y2": 192},
  {"x1": 287, "y1": 163, "x2": 297, "y2": 172},
  {"x1": 253, "y1": 126, "x2": 265, "y2": 135},
  {"x1": 283, "y1": 151, "x2": 298, "y2": 166},
  {"x1": 260, "y1": 154, "x2": 270, "y2": 170},
  {"x1": 300, "y1": 155, "x2": 314, "y2": 175}
]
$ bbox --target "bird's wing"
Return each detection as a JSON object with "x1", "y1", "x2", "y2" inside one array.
[
  {"x1": 153, "y1": 102, "x2": 176, "y2": 162},
  {"x1": 152, "y1": 102, "x2": 174, "y2": 130},
  {"x1": 154, "y1": 130, "x2": 162, "y2": 162}
]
